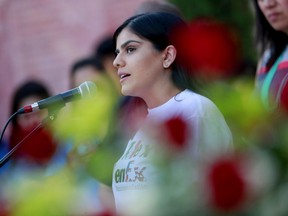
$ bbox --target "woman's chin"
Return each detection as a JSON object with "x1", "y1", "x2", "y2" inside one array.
[{"x1": 121, "y1": 87, "x2": 132, "y2": 96}]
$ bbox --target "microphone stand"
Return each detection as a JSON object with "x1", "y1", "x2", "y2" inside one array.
[{"x1": 0, "y1": 109, "x2": 59, "y2": 168}]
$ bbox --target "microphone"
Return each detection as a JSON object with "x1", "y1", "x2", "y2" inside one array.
[{"x1": 18, "y1": 81, "x2": 97, "y2": 114}]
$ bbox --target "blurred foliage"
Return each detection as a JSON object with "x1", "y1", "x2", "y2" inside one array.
[
  {"x1": 169, "y1": 0, "x2": 257, "y2": 64},
  {"x1": 200, "y1": 78, "x2": 269, "y2": 149},
  {"x1": 53, "y1": 75, "x2": 118, "y2": 144},
  {"x1": 4, "y1": 169, "x2": 76, "y2": 216},
  {"x1": 3, "y1": 74, "x2": 288, "y2": 215}
]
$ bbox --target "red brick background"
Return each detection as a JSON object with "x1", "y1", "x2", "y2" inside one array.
[{"x1": 0, "y1": 0, "x2": 147, "y2": 136}]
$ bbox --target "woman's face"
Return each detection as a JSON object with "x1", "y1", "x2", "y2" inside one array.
[
  {"x1": 258, "y1": 0, "x2": 288, "y2": 34},
  {"x1": 113, "y1": 28, "x2": 166, "y2": 100},
  {"x1": 17, "y1": 96, "x2": 48, "y2": 130}
]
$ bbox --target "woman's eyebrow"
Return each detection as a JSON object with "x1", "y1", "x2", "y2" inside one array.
[
  {"x1": 121, "y1": 40, "x2": 141, "y2": 49},
  {"x1": 115, "y1": 40, "x2": 141, "y2": 53}
]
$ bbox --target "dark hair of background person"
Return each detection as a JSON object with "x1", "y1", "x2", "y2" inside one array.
[
  {"x1": 93, "y1": 35, "x2": 122, "y2": 93},
  {"x1": 10, "y1": 80, "x2": 50, "y2": 126},
  {"x1": 134, "y1": 0, "x2": 183, "y2": 17},
  {"x1": 251, "y1": 0, "x2": 288, "y2": 69},
  {"x1": 69, "y1": 57, "x2": 104, "y2": 88},
  {"x1": 94, "y1": 36, "x2": 115, "y2": 63},
  {"x1": 113, "y1": 12, "x2": 195, "y2": 91},
  {"x1": 71, "y1": 57, "x2": 104, "y2": 74}
]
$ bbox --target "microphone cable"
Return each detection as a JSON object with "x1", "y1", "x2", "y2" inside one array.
[
  {"x1": 0, "y1": 111, "x2": 19, "y2": 148},
  {"x1": 0, "y1": 111, "x2": 20, "y2": 167}
]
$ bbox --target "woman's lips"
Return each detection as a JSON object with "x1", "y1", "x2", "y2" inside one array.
[
  {"x1": 119, "y1": 72, "x2": 131, "y2": 83},
  {"x1": 267, "y1": 12, "x2": 280, "y2": 22}
]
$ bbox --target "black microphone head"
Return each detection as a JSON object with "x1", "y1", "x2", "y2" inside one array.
[{"x1": 78, "y1": 81, "x2": 97, "y2": 99}]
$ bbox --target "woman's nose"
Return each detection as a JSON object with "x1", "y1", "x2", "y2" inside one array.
[
  {"x1": 263, "y1": 0, "x2": 276, "y2": 7},
  {"x1": 113, "y1": 58, "x2": 119, "y2": 68},
  {"x1": 113, "y1": 54, "x2": 124, "y2": 68}
]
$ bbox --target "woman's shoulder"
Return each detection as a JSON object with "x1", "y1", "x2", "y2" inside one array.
[
  {"x1": 257, "y1": 47, "x2": 288, "y2": 75},
  {"x1": 256, "y1": 49, "x2": 272, "y2": 76},
  {"x1": 178, "y1": 89, "x2": 223, "y2": 116},
  {"x1": 181, "y1": 89, "x2": 216, "y2": 104}
]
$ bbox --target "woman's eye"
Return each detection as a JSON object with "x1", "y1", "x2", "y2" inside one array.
[{"x1": 127, "y1": 47, "x2": 135, "y2": 53}]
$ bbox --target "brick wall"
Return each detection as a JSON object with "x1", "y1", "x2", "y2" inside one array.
[{"x1": 0, "y1": 0, "x2": 147, "y2": 136}]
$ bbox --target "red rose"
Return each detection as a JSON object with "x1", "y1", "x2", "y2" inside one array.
[
  {"x1": 171, "y1": 17, "x2": 241, "y2": 80},
  {"x1": 207, "y1": 156, "x2": 247, "y2": 212},
  {"x1": 162, "y1": 116, "x2": 189, "y2": 150}
]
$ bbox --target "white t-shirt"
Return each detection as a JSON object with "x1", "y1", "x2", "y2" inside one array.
[{"x1": 112, "y1": 89, "x2": 233, "y2": 215}]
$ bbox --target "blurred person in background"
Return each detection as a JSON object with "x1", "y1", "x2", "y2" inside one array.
[
  {"x1": 94, "y1": 35, "x2": 121, "y2": 94},
  {"x1": 67, "y1": 55, "x2": 118, "y2": 214},
  {"x1": 7, "y1": 80, "x2": 68, "y2": 174},
  {"x1": 70, "y1": 56, "x2": 105, "y2": 89},
  {"x1": 252, "y1": 0, "x2": 288, "y2": 112},
  {"x1": 4, "y1": 79, "x2": 108, "y2": 215},
  {"x1": 67, "y1": 56, "x2": 106, "y2": 166}
]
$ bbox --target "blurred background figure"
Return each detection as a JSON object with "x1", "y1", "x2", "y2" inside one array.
[
  {"x1": 1, "y1": 81, "x2": 108, "y2": 215},
  {"x1": 66, "y1": 55, "x2": 112, "y2": 170},
  {"x1": 67, "y1": 57, "x2": 101, "y2": 160},
  {"x1": 94, "y1": 35, "x2": 121, "y2": 94},
  {"x1": 7, "y1": 80, "x2": 68, "y2": 173},
  {"x1": 65, "y1": 55, "x2": 117, "y2": 215},
  {"x1": 70, "y1": 56, "x2": 105, "y2": 89},
  {"x1": 251, "y1": 0, "x2": 288, "y2": 112}
]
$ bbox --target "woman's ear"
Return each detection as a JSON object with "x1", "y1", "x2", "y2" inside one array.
[{"x1": 163, "y1": 45, "x2": 177, "y2": 69}]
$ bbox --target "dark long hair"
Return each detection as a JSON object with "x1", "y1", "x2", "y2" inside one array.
[
  {"x1": 252, "y1": 0, "x2": 288, "y2": 68},
  {"x1": 113, "y1": 12, "x2": 195, "y2": 90},
  {"x1": 11, "y1": 80, "x2": 50, "y2": 126}
]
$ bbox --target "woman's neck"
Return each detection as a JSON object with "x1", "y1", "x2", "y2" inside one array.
[{"x1": 144, "y1": 85, "x2": 182, "y2": 109}]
